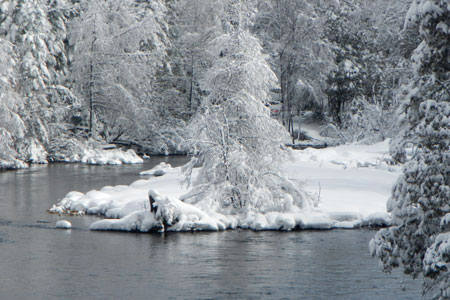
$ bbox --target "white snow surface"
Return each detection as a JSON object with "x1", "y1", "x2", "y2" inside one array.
[
  {"x1": 50, "y1": 141, "x2": 398, "y2": 232},
  {"x1": 78, "y1": 148, "x2": 143, "y2": 165}
]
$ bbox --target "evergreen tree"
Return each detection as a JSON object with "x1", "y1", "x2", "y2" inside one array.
[
  {"x1": 0, "y1": 0, "x2": 73, "y2": 162},
  {"x1": 371, "y1": 1, "x2": 450, "y2": 299},
  {"x1": 0, "y1": 37, "x2": 27, "y2": 169}
]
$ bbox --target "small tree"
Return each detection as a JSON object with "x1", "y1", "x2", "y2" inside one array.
[{"x1": 183, "y1": 1, "x2": 306, "y2": 213}]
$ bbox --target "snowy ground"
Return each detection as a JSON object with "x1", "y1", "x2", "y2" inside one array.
[{"x1": 49, "y1": 140, "x2": 400, "y2": 232}]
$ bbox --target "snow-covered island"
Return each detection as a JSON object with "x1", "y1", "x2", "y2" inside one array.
[{"x1": 50, "y1": 141, "x2": 397, "y2": 232}]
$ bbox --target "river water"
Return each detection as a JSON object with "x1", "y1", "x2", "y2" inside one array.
[{"x1": 0, "y1": 158, "x2": 422, "y2": 300}]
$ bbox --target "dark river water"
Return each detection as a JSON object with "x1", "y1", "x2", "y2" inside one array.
[{"x1": 0, "y1": 158, "x2": 422, "y2": 300}]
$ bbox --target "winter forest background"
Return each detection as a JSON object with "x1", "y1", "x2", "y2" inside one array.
[
  {"x1": 0, "y1": 0, "x2": 430, "y2": 166},
  {"x1": 0, "y1": 0, "x2": 449, "y2": 299}
]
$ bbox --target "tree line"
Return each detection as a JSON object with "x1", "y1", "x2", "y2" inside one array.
[{"x1": 0, "y1": 0, "x2": 416, "y2": 166}]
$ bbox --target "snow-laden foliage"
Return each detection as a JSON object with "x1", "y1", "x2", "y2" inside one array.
[
  {"x1": 170, "y1": 0, "x2": 224, "y2": 114},
  {"x1": 183, "y1": 17, "x2": 307, "y2": 214},
  {"x1": 254, "y1": 0, "x2": 333, "y2": 134},
  {"x1": 325, "y1": 1, "x2": 399, "y2": 128},
  {"x1": 371, "y1": 100, "x2": 449, "y2": 272},
  {"x1": 0, "y1": 38, "x2": 27, "y2": 169},
  {"x1": 326, "y1": 58, "x2": 362, "y2": 125},
  {"x1": 319, "y1": 0, "x2": 417, "y2": 146},
  {"x1": 69, "y1": 0, "x2": 185, "y2": 152},
  {"x1": 0, "y1": 0, "x2": 425, "y2": 162},
  {"x1": 423, "y1": 231, "x2": 450, "y2": 299},
  {"x1": 339, "y1": 98, "x2": 397, "y2": 144},
  {"x1": 406, "y1": 0, "x2": 450, "y2": 78},
  {"x1": 0, "y1": 0, "x2": 76, "y2": 164},
  {"x1": 2, "y1": 1, "x2": 55, "y2": 144},
  {"x1": 390, "y1": 0, "x2": 450, "y2": 164},
  {"x1": 372, "y1": 101, "x2": 449, "y2": 298},
  {"x1": 372, "y1": 8, "x2": 450, "y2": 299}
]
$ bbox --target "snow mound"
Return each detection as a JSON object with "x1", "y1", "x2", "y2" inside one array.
[
  {"x1": 88, "y1": 196, "x2": 375, "y2": 232},
  {"x1": 56, "y1": 220, "x2": 72, "y2": 229},
  {"x1": 90, "y1": 211, "x2": 162, "y2": 232},
  {"x1": 80, "y1": 149, "x2": 143, "y2": 165},
  {"x1": 362, "y1": 212, "x2": 391, "y2": 227},
  {"x1": 47, "y1": 139, "x2": 143, "y2": 165},
  {"x1": 0, "y1": 158, "x2": 28, "y2": 170},
  {"x1": 139, "y1": 162, "x2": 172, "y2": 176},
  {"x1": 90, "y1": 190, "x2": 238, "y2": 232}
]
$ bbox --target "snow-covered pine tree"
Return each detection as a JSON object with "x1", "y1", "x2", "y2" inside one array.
[
  {"x1": 0, "y1": 0, "x2": 73, "y2": 163},
  {"x1": 371, "y1": 1, "x2": 450, "y2": 299},
  {"x1": 1, "y1": 0, "x2": 52, "y2": 162},
  {"x1": 0, "y1": 37, "x2": 27, "y2": 169},
  {"x1": 407, "y1": 0, "x2": 450, "y2": 78},
  {"x1": 324, "y1": 0, "x2": 383, "y2": 127},
  {"x1": 182, "y1": 0, "x2": 306, "y2": 214}
]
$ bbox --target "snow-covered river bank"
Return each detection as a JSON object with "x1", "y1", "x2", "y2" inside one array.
[{"x1": 0, "y1": 158, "x2": 421, "y2": 299}]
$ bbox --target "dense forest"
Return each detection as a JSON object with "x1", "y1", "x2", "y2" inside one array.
[
  {"x1": 0, "y1": 0, "x2": 449, "y2": 298},
  {"x1": 0, "y1": 0, "x2": 422, "y2": 167}
]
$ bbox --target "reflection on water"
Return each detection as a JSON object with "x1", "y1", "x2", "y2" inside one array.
[{"x1": 0, "y1": 159, "x2": 421, "y2": 300}]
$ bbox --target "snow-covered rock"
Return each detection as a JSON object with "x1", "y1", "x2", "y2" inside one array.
[
  {"x1": 139, "y1": 162, "x2": 172, "y2": 176},
  {"x1": 56, "y1": 220, "x2": 72, "y2": 229}
]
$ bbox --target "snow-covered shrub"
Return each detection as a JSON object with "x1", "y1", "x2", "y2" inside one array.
[
  {"x1": 47, "y1": 136, "x2": 94, "y2": 163},
  {"x1": 340, "y1": 98, "x2": 397, "y2": 144},
  {"x1": 139, "y1": 118, "x2": 190, "y2": 155}
]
